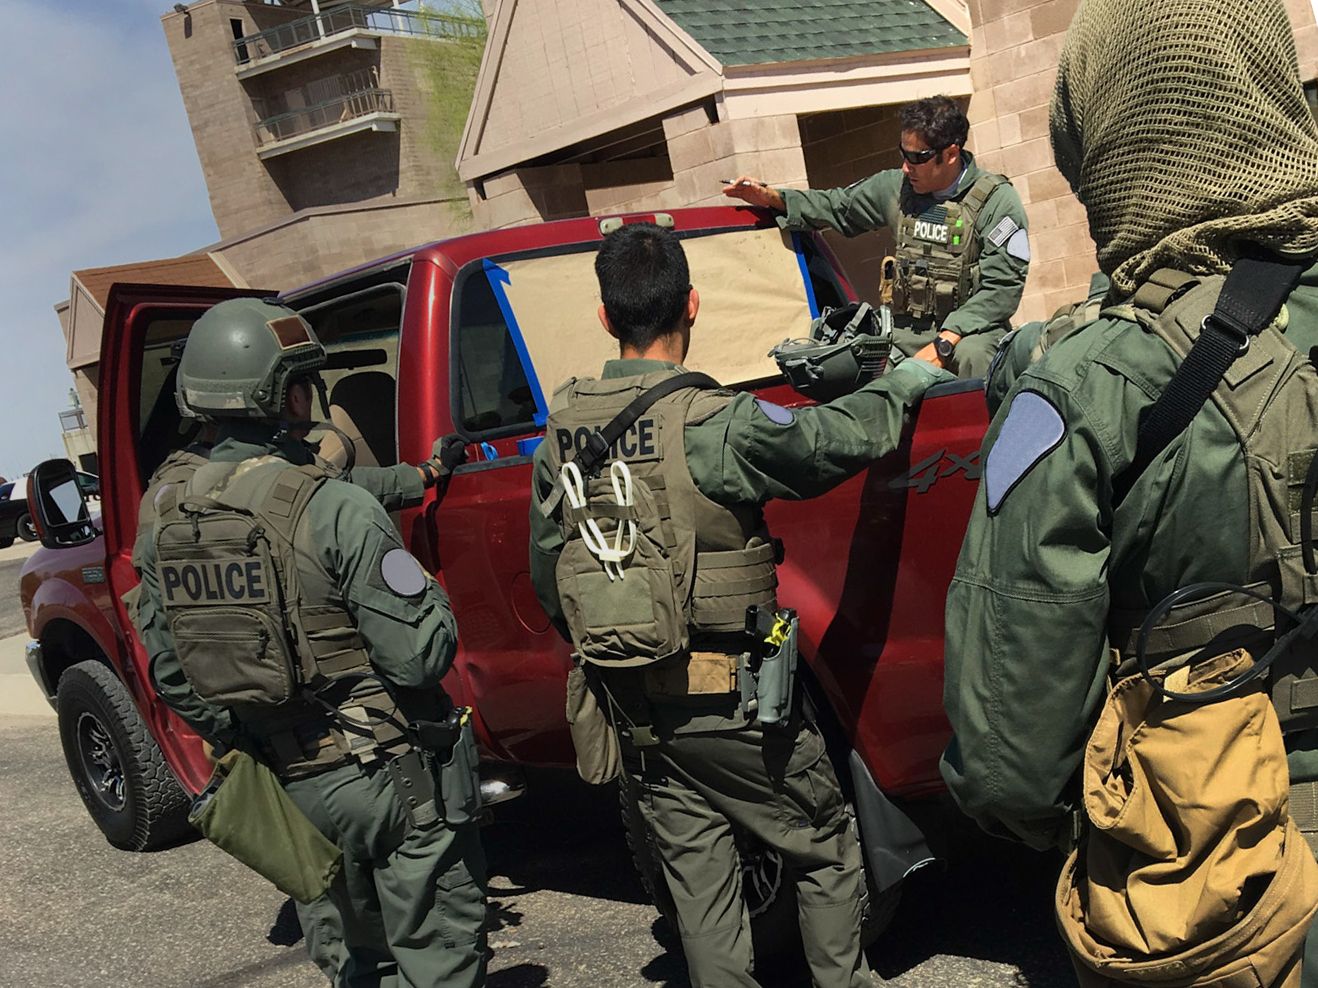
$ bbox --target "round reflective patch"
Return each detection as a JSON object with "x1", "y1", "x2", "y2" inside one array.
[
  {"x1": 754, "y1": 399, "x2": 795, "y2": 425},
  {"x1": 380, "y1": 548, "x2": 427, "y2": 597}
]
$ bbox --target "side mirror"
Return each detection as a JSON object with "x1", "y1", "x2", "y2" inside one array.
[{"x1": 28, "y1": 459, "x2": 98, "y2": 549}]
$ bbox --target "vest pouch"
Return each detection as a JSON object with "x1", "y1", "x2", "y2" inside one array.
[
  {"x1": 189, "y1": 749, "x2": 342, "y2": 905},
  {"x1": 172, "y1": 606, "x2": 300, "y2": 708},
  {"x1": 565, "y1": 661, "x2": 621, "y2": 785},
  {"x1": 439, "y1": 714, "x2": 481, "y2": 826},
  {"x1": 556, "y1": 478, "x2": 688, "y2": 667}
]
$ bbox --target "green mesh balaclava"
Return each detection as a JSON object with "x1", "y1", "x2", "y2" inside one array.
[{"x1": 1050, "y1": 0, "x2": 1318, "y2": 295}]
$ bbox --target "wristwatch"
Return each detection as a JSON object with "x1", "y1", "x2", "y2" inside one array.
[{"x1": 933, "y1": 335, "x2": 957, "y2": 365}]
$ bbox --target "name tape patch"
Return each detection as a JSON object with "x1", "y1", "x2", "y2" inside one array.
[
  {"x1": 555, "y1": 417, "x2": 661, "y2": 465},
  {"x1": 984, "y1": 390, "x2": 1065, "y2": 514},
  {"x1": 161, "y1": 557, "x2": 270, "y2": 605}
]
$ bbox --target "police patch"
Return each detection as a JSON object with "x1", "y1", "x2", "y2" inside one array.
[
  {"x1": 984, "y1": 390, "x2": 1065, "y2": 515},
  {"x1": 380, "y1": 548, "x2": 427, "y2": 597},
  {"x1": 1006, "y1": 228, "x2": 1031, "y2": 262},
  {"x1": 754, "y1": 399, "x2": 794, "y2": 425},
  {"x1": 987, "y1": 216, "x2": 1019, "y2": 247}
]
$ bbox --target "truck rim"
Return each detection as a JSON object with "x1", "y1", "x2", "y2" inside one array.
[{"x1": 76, "y1": 711, "x2": 126, "y2": 811}]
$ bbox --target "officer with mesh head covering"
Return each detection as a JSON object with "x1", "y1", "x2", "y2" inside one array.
[{"x1": 942, "y1": 0, "x2": 1318, "y2": 984}]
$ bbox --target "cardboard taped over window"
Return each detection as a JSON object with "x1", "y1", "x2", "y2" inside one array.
[{"x1": 497, "y1": 228, "x2": 814, "y2": 396}]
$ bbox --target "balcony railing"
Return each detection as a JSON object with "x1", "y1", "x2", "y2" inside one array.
[
  {"x1": 255, "y1": 87, "x2": 395, "y2": 146},
  {"x1": 234, "y1": 4, "x2": 484, "y2": 65}
]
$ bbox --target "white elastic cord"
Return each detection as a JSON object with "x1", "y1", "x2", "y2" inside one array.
[{"x1": 559, "y1": 460, "x2": 638, "y2": 581}]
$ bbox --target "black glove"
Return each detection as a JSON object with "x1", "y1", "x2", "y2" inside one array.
[{"x1": 421, "y1": 433, "x2": 468, "y2": 486}]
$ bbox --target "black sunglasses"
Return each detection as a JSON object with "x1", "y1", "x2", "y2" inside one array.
[{"x1": 898, "y1": 144, "x2": 949, "y2": 165}]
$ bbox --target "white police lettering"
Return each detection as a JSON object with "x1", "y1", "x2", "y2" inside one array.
[
  {"x1": 380, "y1": 548, "x2": 428, "y2": 597},
  {"x1": 984, "y1": 390, "x2": 1065, "y2": 515},
  {"x1": 913, "y1": 219, "x2": 949, "y2": 244},
  {"x1": 160, "y1": 558, "x2": 268, "y2": 604}
]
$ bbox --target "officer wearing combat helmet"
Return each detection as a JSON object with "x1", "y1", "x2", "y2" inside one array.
[
  {"x1": 528, "y1": 222, "x2": 952, "y2": 987},
  {"x1": 136, "y1": 298, "x2": 487, "y2": 987},
  {"x1": 942, "y1": 0, "x2": 1318, "y2": 984},
  {"x1": 725, "y1": 96, "x2": 1030, "y2": 378},
  {"x1": 127, "y1": 318, "x2": 468, "y2": 982}
]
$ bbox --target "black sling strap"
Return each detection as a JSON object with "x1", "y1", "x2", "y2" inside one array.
[
  {"x1": 539, "y1": 371, "x2": 721, "y2": 518},
  {"x1": 1116, "y1": 255, "x2": 1305, "y2": 501}
]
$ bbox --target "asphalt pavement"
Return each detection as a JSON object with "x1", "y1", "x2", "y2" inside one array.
[{"x1": 0, "y1": 535, "x2": 1078, "y2": 987}]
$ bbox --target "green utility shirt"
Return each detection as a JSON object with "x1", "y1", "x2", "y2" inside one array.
[
  {"x1": 529, "y1": 356, "x2": 952, "y2": 633},
  {"x1": 941, "y1": 264, "x2": 1318, "y2": 850},
  {"x1": 777, "y1": 152, "x2": 1030, "y2": 338},
  {"x1": 141, "y1": 435, "x2": 457, "y2": 747}
]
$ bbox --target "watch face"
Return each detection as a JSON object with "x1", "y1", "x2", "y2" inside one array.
[{"x1": 935, "y1": 337, "x2": 955, "y2": 360}]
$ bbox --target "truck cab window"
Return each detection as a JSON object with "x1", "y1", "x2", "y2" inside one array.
[{"x1": 451, "y1": 268, "x2": 537, "y2": 437}]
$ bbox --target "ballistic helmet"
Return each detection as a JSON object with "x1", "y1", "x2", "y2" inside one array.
[
  {"x1": 769, "y1": 302, "x2": 891, "y2": 402},
  {"x1": 175, "y1": 298, "x2": 326, "y2": 421}
]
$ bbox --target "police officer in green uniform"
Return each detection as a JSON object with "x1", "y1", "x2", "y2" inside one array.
[
  {"x1": 136, "y1": 298, "x2": 487, "y2": 988},
  {"x1": 941, "y1": 0, "x2": 1318, "y2": 983},
  {"x1": 127, "y1": 326, "x2": 470, "y2": 984},
  {"x1": 725, "y1": 96, "x2": 1030, "y2": 379},
  {"x1": 528, "y1": 223, "x2": 952, "y2": 987}
]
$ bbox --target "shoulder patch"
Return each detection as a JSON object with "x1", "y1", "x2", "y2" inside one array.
[
  {"x1": 987, "y1": 216, "x2": 1019, "y2": 247},
  {"x1": 379, "y1": 548, "x2": 428, "y2": 597},
  {"x1": 984, "y1": 390, "x2": 1065, "y2": 515},
  {"x1": 753, "y1": 398, "x2": 794, "y2": 425},
  {"x1": 1006, "y1": 228, "x2": 1031, "y2": 262}
]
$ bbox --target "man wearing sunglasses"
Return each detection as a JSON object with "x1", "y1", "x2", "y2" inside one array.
[{"x1": 724, "y1": 96, "x2": 1030, "y2": 378}]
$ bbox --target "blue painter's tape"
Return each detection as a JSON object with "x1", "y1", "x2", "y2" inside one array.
[
  {"x1": 480, "y1": 441, "x2": 499, "y2": 461},
  {"x1": 483, "y1": 258, "x2": 549, "y2": 426},
  {"x1": 791, "y1": 233, "x2": 821, "y2": 319},
  {"x1": 517, "y1": 436, "x2": 544, "y2": 456}
]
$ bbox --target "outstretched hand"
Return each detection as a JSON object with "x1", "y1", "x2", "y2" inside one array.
[{"x1": 722, "y1": 176, "x2": 785, "y2": 212}]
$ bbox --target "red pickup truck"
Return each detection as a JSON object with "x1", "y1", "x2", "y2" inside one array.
[{"x1": 21, "y1": 206, "x2": 987, "y2": 951}]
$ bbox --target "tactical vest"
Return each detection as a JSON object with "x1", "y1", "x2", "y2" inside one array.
[
  {"x1": 893, "y1": 173, "x2": 1008, "y2": 325},
  {"x1": 1111, "y1": 268, "x2": 1318, "y2": 847},
  {"x1": 544, "y1": 371, "x2": 779, "y2": 668},
  {"x1": 154, "y1": 456, "x2": 409, "y2": 776}
]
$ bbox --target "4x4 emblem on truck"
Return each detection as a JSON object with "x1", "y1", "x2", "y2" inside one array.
[{"x1": 888, "y1": 449, "x2": 981, "y2": 494}]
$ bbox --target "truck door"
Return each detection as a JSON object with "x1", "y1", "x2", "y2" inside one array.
[
  {"x1": 99, "y1": 283, "x2": 273, "y2": 789},
  {"x1": 435, "y1": 221, "x2": 846, "y2": 767}
]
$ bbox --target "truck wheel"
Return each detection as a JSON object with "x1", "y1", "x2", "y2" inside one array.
[
  {"x1": 16, "y1": 512, "x2": 37, "y2": 542},
  {"x1": 0, "y1": 534, "x2": 12, "y2": 549},
  {"x1": 57, "y1": 661, "x2": 192, "y2": 851},
  {"x1": 619, "y1": 773, "x2": 805, "y2": 969}
]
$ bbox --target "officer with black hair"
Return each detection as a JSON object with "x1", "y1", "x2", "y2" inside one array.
[
  {"x1": 528, "y1": 222, "x2": 951, "y2": 987},
  {"x1": 726, "y1": 95, "x2": 1030, "y2": 379}
]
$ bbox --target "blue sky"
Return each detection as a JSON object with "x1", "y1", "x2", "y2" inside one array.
[{"x1": 0, "y1": 0, "x2": 218, "y2": 481}]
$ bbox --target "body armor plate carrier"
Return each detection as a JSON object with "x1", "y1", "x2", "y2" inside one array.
[
  {"x1": 155, "y1": 457, "x2": 409, "y2": 776},
  {"x1": 544, "y1": 370, "x2": 779, "y2": 668},
  {"x1": 893, "y1": 173, "x2": 1007, "y2": 325}
]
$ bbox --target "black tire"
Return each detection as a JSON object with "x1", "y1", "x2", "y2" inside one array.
[
  {"x1": 16, "y1": 511, "x2": 37, "y2": 542},
  {"x1": 0, "y1": 534, "x2": 12, "y2": 549},
  {"x1": 56, "y1": 661, "x2": 193, "y2": 851},
  {"x1": 619, "y1": 773, "x2": 806, "y2": 970}
]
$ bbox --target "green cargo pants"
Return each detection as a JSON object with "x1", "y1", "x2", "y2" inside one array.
[
  {"x1": 295, "y1": 894, "x2": 348, "y2": 982},
  {"x1": 626, "y1": 713, "x2": 871, "y2": 988},
  {"x1": 891, "y1": 324, "x2": 1004, "y2": 379},
  {"x1": 285, "y1": 758, "x2": 487, "y2": 988}
]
